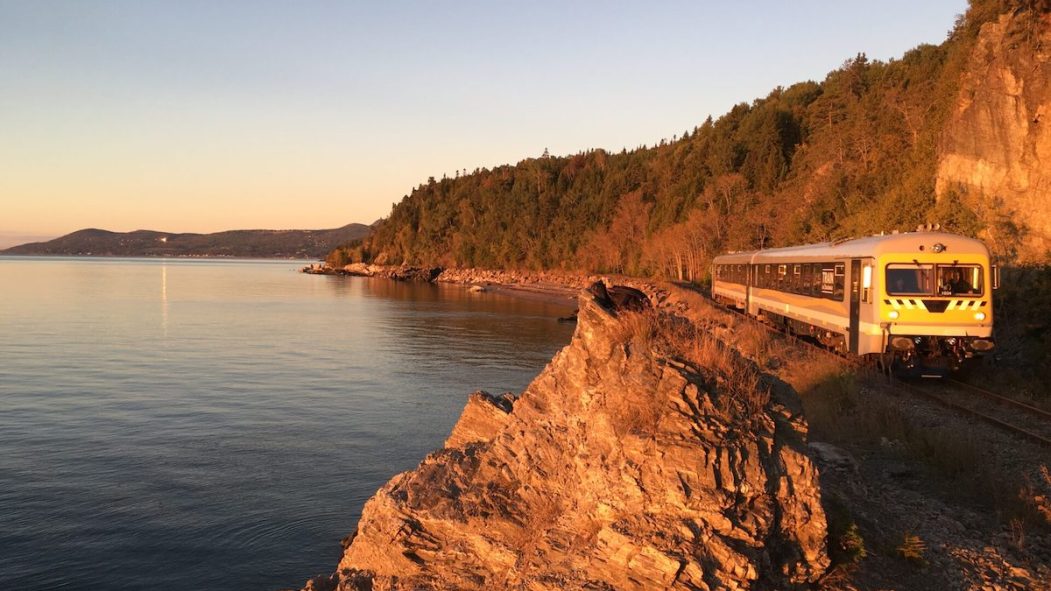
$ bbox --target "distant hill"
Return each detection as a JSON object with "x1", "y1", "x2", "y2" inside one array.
[{"x1": 1, "y1": 224, "x2": 371, "y2": 259}]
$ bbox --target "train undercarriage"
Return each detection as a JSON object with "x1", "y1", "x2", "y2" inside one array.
[
  {"x1": 883, "y1": 334, "x2": 995, "y2": 377},
  {"x1": 757, "y1": 310, "x2": 994, "y2": 378}
]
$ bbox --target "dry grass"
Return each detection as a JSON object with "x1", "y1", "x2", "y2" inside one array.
[
  {"x1": 616, "y1": 307, "x2": 772, "y2": 425},
  {"x1": 896, "y1": 533, "x2": 927, "y2": 566}
]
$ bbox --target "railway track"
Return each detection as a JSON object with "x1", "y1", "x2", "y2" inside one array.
[
  {"x1": 891, "y1": 379, "x2": 1051, "y2": 448},
  {"x1": 945, "y1": 378, "x2": 1051, "y2": 422},
  {"x1": 686, "y1": 285, "x2": 1051, "y2": 448}
]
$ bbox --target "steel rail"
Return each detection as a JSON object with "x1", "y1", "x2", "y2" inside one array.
[
  {"x1": 945, "y1": 378, "x2": 1051, "y2": 423},
  {"x1": 894, "y1": 380, "x2": 1051, "y2": 448}
]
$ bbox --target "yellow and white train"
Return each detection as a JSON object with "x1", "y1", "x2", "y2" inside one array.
[{"x1": 712, "y1": 230, "x2": 997, "y2": 375}]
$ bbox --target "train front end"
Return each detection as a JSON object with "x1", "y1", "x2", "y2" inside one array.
[{"x1": 876, "y1": 233, "x2": 996, "y2": 374}]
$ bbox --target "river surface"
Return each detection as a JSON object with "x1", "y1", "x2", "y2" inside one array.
[{"x1": 0, "y1": 257, "x2": 576, "y2": 590}]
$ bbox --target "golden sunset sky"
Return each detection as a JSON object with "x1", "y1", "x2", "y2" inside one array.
[{"x1": 0, "y1": 0, "x2": 966, "y2": 248}]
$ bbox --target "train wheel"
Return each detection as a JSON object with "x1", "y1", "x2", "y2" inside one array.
[{"x1": 874, "y1": 352, "x2": 895, "y2": 377}]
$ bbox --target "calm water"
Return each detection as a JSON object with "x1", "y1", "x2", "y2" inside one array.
[{"x1": 0, "y1": 257, "x2": 575, "y2": 590}]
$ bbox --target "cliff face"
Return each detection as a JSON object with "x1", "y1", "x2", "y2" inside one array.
[
  {"x1": 937, "y1": 10, "x2": 1051, "y2": 261},
  {"x1": 301, "y1": 291, "x2": 829, "y2": 590}
]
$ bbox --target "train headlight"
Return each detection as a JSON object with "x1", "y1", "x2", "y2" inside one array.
[
  {"x1": 970, "y1": 339, "x2": 995, "y2": 352},
  {"x1": 888, "y1": 310, "x2": 899, "y2": 320},
  {"x1": 974, "y1": 312, "x2": 986, "y2": 321},
  {"x1": 891, "y1": 337, "x2": 915, "y2": 351}
]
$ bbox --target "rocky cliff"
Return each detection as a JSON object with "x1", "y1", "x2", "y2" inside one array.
[
  {"x1": 937, "y1": 9, "x2": 1051, "y2": 261},
  {"x1": 297, "y1": 288, "x2": 829, "y2": 590}
]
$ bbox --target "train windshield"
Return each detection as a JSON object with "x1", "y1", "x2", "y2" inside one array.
[
  {"x1": 886, "y1": 264, "x2": 934, "y2": 295},
  {"x1": 886, "y1": 264, "x2": 984, "y2": 297},
  {"x1": 936, "y1": 265, "x2": 983, "y2": 296}
]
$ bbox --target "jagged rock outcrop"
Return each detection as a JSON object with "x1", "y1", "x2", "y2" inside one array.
[
  {"x1": 443, "y1": 391, "x2": 515, "y2": 449},
  {"x1": 936, "y1": 9, "x2": 1051, "y2": 261},
  {"x1": 299, "y1": 290, "x2": 829, "y2": 591}
]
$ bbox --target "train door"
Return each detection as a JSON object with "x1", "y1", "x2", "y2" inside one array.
[
  {"x1": 849, "y1": 259, "x2": 862, "y2": 353},
  {"x1": 745, "y1": 263, "x2": 752, "y2": 314}
]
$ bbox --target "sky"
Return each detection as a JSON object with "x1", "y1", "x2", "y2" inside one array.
[{"x1": 0, "y1": 0, "x2": 968, "y2": 247}]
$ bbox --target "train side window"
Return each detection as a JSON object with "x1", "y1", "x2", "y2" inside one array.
[
  {"x1": 777, "y1": 264, "x2": 787, "y2": 291},
  {"x1": 833, "y1": 263, "x2": 845, "y2": 300},
  {"x1": 819, "y1": 263, "x2": 836, "y2": 298},
  {"x1": 808, "y1": 264, "x2": 820, "y2": 296}
]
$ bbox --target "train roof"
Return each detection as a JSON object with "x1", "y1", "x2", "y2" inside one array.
[{"x1": 713, "y1": 232, "x2": 990, "y2": 264}]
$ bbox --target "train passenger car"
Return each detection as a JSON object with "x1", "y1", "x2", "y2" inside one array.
[
  {"x1": 712, "y1": 230, "x2": 997, "y2": 374},
  {"x1": 710, "y1": 250, "x2": 753, "y2": 310}
]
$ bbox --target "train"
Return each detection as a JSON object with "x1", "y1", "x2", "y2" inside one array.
[{"x1": 711, "y1": 229, "x2": 998, "y2": 376}]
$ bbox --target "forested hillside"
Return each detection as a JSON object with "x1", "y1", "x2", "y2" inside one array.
[{"x1": 331, "y1": 0, "x2": 1047, "y2": 279}]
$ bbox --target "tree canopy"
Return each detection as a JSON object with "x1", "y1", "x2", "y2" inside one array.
[{"x1": 332, "y1": 0, "x2": 1027, "y2": 280}]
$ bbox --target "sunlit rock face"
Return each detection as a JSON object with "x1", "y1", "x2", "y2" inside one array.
[
  {"x1": 301, "y1": 292, "x2": 829, "y2": 591},
  {"x1": 937, "y1": 11, "x2": 1051, "y2": 261}
]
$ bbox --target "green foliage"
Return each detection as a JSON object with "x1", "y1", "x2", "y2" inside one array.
[
  {"x1": 840, "y1": 523, "x2": 869, "y2": 564},
  {"x1": 325, "y1": 246, "x2": 351, "y2": 268},
  {"x1": 930, "y1": 190, "x2": 982, "y2": 236},
  {"x1": 825, "y1": 496, "x2": 868, "y2": 566},
  {"x1": 991, "y1": 265, "x2": 1051, "y2": 388},
  {"x1": 332, "y1": 1, "x2": 1023, "y2": 276}
]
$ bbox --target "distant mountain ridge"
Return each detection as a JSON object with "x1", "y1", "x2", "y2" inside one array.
[{"x1": 1, "y1": 224, "x2": 371, "y2": 258}]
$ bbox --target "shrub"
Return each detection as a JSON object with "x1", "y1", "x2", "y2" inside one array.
[{"x1": 897, "y1": 532, "x2": 926, "y2": 565}]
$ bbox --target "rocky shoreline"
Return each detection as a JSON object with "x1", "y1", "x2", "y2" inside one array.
[{"x1": 302, "y1": 262, "x2": 596, "y2": 302}]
